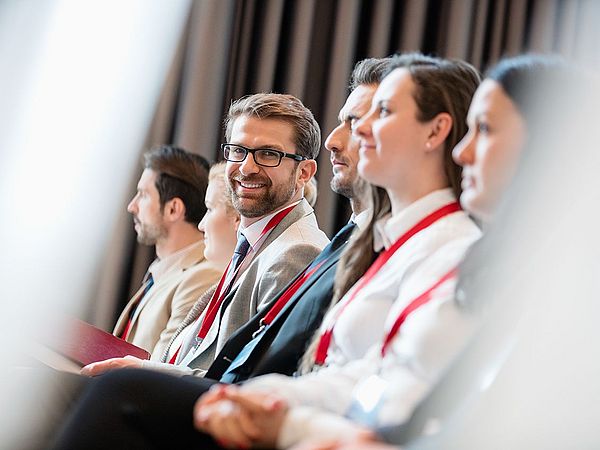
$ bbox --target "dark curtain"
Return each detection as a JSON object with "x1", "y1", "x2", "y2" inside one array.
[{"x1": 111, "y1": 0, "x2": 599, "y2": 323}]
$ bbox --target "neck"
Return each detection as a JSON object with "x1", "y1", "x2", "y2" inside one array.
[
  {"x1": 349, "y1": 197, "x2": 366, "y2": 216},
  {"x1": 155, "y1": 225, "x2": 203, "y2": 260},
  {"x1": 387, "y1": 178, "x2": 448, "y2": 216}
]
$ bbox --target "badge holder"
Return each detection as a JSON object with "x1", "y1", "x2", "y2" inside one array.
[{"x1": 345, "y1": 373, "x2": 390, "y2": 427}]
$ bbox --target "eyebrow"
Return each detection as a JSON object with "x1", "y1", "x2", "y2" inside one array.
[
  {"x1": 338, "y1": 110, "x2": 360, "y2": 122},
  {"x1": 232, "y1": 142, "x2": 286, "y2": 151}
]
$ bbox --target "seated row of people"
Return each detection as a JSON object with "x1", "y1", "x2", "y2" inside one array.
[{"x1": 50, "y1": 51, "x2": 588, "y2": 449}]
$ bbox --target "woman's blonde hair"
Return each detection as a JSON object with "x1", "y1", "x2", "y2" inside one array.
[
  {"x1": 208, "y1": 161, "x2": 237, "y2": 218},
  {"x1": 304, "y1": 177, "x2": 318, "y2": 207}
]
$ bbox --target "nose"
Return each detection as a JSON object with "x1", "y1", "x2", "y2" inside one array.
[
  {"x1": 198, "y1": 214, "x2": 206, "y2": 232},
  {"x1": 325, "y1": 123, "x2": 346, "y2": 154},
  {"x1": 353, "y1": 108, "x2": 375, "y2": 140},
  {"x1": 238, "y1": 151, "x2": 261, "y2": 176},
  {"x1": 452, "y1": 131, "x2": 475, "y2": 167},
  {"x1": 127, "y1": 195, "x2": 138, "y2": 214}
]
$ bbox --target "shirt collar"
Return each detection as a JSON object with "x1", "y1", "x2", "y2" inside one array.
[
  {"x1": 148, "y1": 240, "x2": 205, "y2": 280},
  {"x1": 238, "y1": 200, "x2": 302, "y2": 250},
  {"x1": 373, "y1": 188, "x2": 457, "y2": 251},
  {"x1": 350, "y1": 209, "x2": 371, "y2": 231}
]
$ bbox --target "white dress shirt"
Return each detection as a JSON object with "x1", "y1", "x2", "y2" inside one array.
[{"x1": 240, "y1": 188, "x2": 482, "y2": 448}]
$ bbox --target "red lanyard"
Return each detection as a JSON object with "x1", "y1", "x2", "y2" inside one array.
[
  {"x1": 169, "y1": 203, "x2": 297, "y2": 364},
  {"x1": 314, "y1": 201, "x2": 461, "y2": 365},
  {"x1": 381, "y1": 266, "x2": 458, "y2": 356},
  {"x1": 252, "y1": 260, "x2": 325, "y2": 339}
]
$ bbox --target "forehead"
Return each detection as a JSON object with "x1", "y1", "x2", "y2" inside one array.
[
  {"x1": 468, "y1": 79, "x2": 521, "y2": 123},
  {"x1": 229, "y1": 115, "x2": 296, "y2": 152},
  {"x1": 206, "y1": 178, "x2": 224, "y2": 201},
  {"x1": 138, "y1": 168, "x2": 158, "y2": 190},
  {"x1": 340, "y1": 84, "x2": 377, "y2": 118},
  {"x1": 374, "y1": 68, "x2": 414, "y2": 102}
]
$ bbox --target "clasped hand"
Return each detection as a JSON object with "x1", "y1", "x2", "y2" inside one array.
[{"x1": 194, "y1": 385, "x2": 288, "y2": 449}]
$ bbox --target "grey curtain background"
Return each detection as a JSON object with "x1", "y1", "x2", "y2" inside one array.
[{"x1": 105, "y1": 0, "x2": 599, "y2": 325}]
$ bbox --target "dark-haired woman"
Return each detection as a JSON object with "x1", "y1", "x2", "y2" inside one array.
[{"x1": 286, "y1": 54, "x2": 578, "y2": 450}]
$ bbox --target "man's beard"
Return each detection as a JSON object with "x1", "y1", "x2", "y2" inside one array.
[
  {"x1": 229, "y1": 172, "x2": 297, "y2": 218},
  {"x1": 135, "y1": 220, "x2": 167, "y2": 246},
  {"x1": 330, "y1": 174, "x2": 356, "y2": 200}
]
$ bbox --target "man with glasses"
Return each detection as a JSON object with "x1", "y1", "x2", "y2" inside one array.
[
  {"x1": 82, "y1": 93, "x2": 330, "y2": 377},
  {"x1": 51, "y1": 59, "x2": 394, "y2": 450}
]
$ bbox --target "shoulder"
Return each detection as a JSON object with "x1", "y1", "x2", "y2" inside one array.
[
  {"x1": 262, "y1": 219, "x2": 329, "y2": 263},
  {"x1": 181, "y1": 258, "x2": 224, "y2": 281},
  {"x1": 278, "y1": 211, "x2": 330, "y2": 247},
  {"x1": 422, "y1": 210, "x2": 481, "y2": 251},
  {"x1": 172, "y1": 260, "x2": 223, "y2": 297}
]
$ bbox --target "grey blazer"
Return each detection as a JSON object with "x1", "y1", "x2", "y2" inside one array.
[{"x1": 179, "y1": 199, "x2": 330, "y2": 374}]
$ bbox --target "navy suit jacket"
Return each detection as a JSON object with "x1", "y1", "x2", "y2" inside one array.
[{"x1": 205, "y1": 223, "x2": 356, "y2": 382}]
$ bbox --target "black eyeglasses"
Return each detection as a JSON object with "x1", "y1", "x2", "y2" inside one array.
[{"x1": 222, "y1": 143, "x2": 307, "y2": 167}]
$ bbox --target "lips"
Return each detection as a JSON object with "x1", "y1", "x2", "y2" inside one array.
[
  {"x1": 331, "y1": 158, "x2": 347, "y2": 167},
  {"x1": 461, "y1": 175, "x2": 475, "y2": 190},
  {"x1": 238, "y1": 181, "x2": 265, "y2": 189},
  {"x1": 359, "y1": 139, "x2": 375, "y2": 152},
  {"x1": 232, "y1": 176, "x2": 270, "y2": 195}
]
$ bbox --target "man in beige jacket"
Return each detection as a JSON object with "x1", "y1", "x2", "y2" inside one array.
[{"x1": 113, "y1": 145, "x2": 222, "y2": 357}]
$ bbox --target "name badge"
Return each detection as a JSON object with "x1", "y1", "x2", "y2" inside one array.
[{"x1": 345, "y1": 374, "x2": 389, "y2": 427}]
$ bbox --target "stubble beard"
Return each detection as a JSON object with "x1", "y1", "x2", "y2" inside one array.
[
  {"x1": 229, "y1": 172, "x2": 297, "y2": 218},
  {"x1": 330, "y1": 173, "x2": 356, "y2": 200},
  {"x1": 135, "y1": 219, "x2": 167, "y2": 246}
]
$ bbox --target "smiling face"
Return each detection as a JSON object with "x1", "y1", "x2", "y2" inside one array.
[
  {"x1": 354, "y1": 68, "x2": 432, "y2": 191},
  {"x1": 452, "y1": 79, "x2": 526, "y2": 221},
  {"x1": 325, "y1": 84, "x2": 376, "y2": 199},
  {"x1": 225, "y1": 115, "x2": 305, "y2": 221},
  {"x1": 127, "y1": 168, "x2": 168, "y2": 245},
  {"x1": 198, "y1": 177, "x2": 239, "y2": 268}
]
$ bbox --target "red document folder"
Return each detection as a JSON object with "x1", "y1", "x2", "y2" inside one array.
[{"x1": 45, "y1": 317, "x2": 150, "y2": 367}]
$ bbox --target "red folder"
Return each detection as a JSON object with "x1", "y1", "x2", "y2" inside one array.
[{"x1": 45, "y1": 317, "x2": 150, "y2": 367}]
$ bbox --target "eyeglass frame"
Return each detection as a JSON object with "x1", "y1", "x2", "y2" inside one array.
[{"x1": 221, "y1": 143, "x2": 308, "y2": 167}]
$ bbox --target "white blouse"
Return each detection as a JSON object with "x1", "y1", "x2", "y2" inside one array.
[
  {"x1": 240, "y1": 188, "x2": 482, "y2": 448},
  {"x1": 316, "y1": 188, "x2": 477, "y2": 367}
]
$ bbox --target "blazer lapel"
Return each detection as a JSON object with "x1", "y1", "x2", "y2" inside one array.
[
  {"x1": 121, "y1": 242, "x2": 207, "y2": 335},
  {"x1": 197, "y1": 200, "x2": 314, "y2": 351},
  {"x1": 113, "y1": 284, "x2": 146, "y2": 335},
  {"x1": 267, "y1": 242, "x2": 345, "y2": 330}
]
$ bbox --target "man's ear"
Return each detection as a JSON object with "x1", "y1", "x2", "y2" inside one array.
[
  {"x1": 296, "y1": 159, "x2": 317, "y2": 190},
  {"x1": 163, "y1": 197, "x2": 186, "y2": 223},
  {"x1": 425, "y1": 112, "x2": 453, "y2": 152}
]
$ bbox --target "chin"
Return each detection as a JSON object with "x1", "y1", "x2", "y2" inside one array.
[
  {"x1": 460, "y1": 194, "x2": 489, "y2": 220},
  {"x1": 357, "y1": 160, "x2": 371, "y2": 180}
]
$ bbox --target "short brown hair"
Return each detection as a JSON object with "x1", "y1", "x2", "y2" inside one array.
[
  {"x1": 224, "y1": 93, "x2": 321, "y2": 160},
  {"x1": 349, "y1": 57, "x2": 396, "y2": 91},
  {"x1": 144, "y1": 145, "x2": 209, "y2": 224}
]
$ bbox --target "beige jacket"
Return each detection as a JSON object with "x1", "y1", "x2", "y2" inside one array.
[{"x1": 113, "y1": 241, "x2": 223, "y2": 357}]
